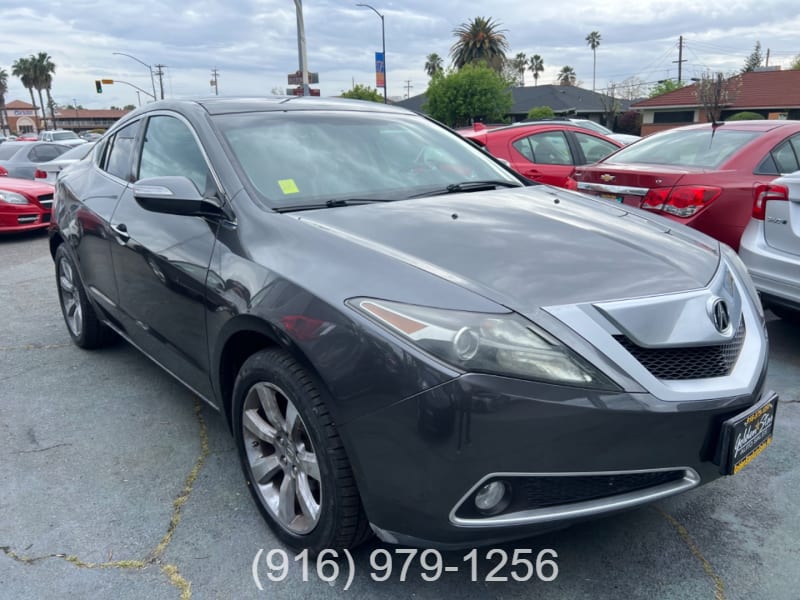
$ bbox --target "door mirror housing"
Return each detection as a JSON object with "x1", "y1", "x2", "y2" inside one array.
[{"x1": 133, "y1": 176, "x2": 225, "y2": 218}]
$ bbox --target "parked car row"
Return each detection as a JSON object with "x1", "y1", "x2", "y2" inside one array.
[{"x1": 46, "y1": 97, "x2": 778, "y2": 555}]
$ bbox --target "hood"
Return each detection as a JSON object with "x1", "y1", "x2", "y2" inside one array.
[
  {"x1": 0, "y1": 177, "x2": 54, "y2": 194},
  {"x1": 296, "y1": 187, "x2": 719, "y2": 312}
]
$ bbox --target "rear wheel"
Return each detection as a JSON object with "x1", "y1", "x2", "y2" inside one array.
[
  {"x1": 232, "y1": 349, "x2": 371, "y2": 553},
  {"x1": 54, "y1": 244, "x2": 114, "y2": 349}
]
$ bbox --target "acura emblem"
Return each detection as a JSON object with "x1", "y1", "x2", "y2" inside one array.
[
  {"x1": 711, "y1": 298, "x2": 731, "y2": 333},
  {"x1": 600, "y1": 173, "x2": 615, "y2": 182}
]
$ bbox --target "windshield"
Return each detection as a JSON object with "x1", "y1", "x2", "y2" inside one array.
[
  {"x1": 606, "y1": 128, "x2": 761, "y2": 169},
  {"x1": 52, "y1": 131, "x2": 80, "y2": 140},
  {"x1": 214, "y1": 110, "x2": 519, "y2": 209}
]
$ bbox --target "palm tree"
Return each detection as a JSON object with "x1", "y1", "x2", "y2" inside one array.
[
  {"x1": 0, "y1": 68, "x2": 9, "y2": 135},
  {"x1": 510, "y1": 52, "x2": 527, "y2": 85},
  {"x1": 450, "y1": 16, "x2": 509, "y2": 72},
  {"x1": 33, "y1": 53, "x2": 57, "y2": 129},
  {"x1": 528, "y1": 54, "x2": 544, "y2": 86},
  {"x1": 11, "y1": 58, "x2": 39, "y2": 129},
  {"x1": 424, "y1": 53, "x2": 443, "y2": 77},
  {"x1": 586, "y1": 31, "x2": 601, "y2": 91},
  {"x1": 557, "y1": 65, "x2": 577, "y2": 86}
]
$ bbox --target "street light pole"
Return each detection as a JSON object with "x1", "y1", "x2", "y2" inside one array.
[
  {"x1": 293, "y1": 0, "x2": 311, "y2": 97},
  {"x1": 112, "y1": 52, "x2": 158, "y2": 102},
  {"x1": 356, "y1": 3, "x2": 387, "y2": 103}
]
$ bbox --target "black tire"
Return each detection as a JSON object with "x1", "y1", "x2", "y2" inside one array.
[
  {"x1": 54, "y1": 244, "x2": 114, "y2": 349},
  {"x1": 232, "y1": 349, "x2": 371, "y2": 553}
]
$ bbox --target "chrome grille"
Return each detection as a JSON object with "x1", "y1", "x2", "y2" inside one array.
[
  {"x1": 37, "y1": 193, "x2": 54, "y2": 208},
  {"x1": 614, "y1": 319, "x2": 746, "y2": 380}
]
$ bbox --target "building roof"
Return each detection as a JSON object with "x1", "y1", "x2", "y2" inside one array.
[
  {"x1": 53, "y1": 108, "x2": 131, "y2": 119},
  {"x1": 395, "y1": 84, "x2": 632, "y2": 116},
  {"x1": 6, "y1": 100, "x2": 36, "y2": 109},
  {"x1": 632, "y1": 69, "x2": 800, "y2": 110}
]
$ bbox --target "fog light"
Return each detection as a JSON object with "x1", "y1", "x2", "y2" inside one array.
[{"x1": 474, "y1": 480, "x2": 509, "y2": 514}]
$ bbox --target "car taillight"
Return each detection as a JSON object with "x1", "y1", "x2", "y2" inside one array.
[
  {"x1": 34, "y1": 169, "x2": 47, "y2": 179},
  {"x1": 752, "y1": 183, "x2": 788, "y2": 220},
  {"x1": 641, "y1": 185, "x2": 722, "y2": 217},
  {"x1": 0, "y1": 166, "x2": 7, "y2": 176}
]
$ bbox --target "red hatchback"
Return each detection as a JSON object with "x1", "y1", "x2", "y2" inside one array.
[
  {"x1": 0, "y1": 178, "x2": 55, "y2": 233},
  {"x1": 460, "y1": 122, "x2": 623, "y2": 189},
  {"x1": 574, "y1": 120, "x2": 800, "y2": 250}
]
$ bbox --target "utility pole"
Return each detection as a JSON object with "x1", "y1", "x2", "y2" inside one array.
[
  {"x1": 211, "y1": 68, "x2": 220, "y2": 95},
  {"x1": 154, "y1": 64, "x2": 166, "y2": 99},
  {"x1": 404, "y1": 80, "x2": 413, "y2": 99},
  {"x1": 294, "y1": 0, "x2": 311, "y2": 96},
  {"x1": 765, "y1": 48, "x2": 770, "y2": 67},
  {"x1": 673, "y1": 36, "x2": 687, "y2": 84}
]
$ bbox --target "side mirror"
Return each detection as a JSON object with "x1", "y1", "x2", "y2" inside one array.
[{"x1": 133, "y1": 176, "x2": 224, "y2": 218}]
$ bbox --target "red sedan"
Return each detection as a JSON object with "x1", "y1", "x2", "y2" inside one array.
[
  {"x1": 574, "y1": 120, "x2": 800, "y2": 249},
  {"x1": 460, "y1": 122, "x2": 623, "y2": 189},
  {"x1": 0, "y1": 178, "x2": 55, "y2": 233}
]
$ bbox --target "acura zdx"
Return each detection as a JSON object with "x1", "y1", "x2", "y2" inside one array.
[{"x1": 50, "y1": 97, "x2": 777, "y2": 552}]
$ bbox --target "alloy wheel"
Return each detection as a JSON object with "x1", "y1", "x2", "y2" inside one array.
[{"x1": 58, "y1": 257, "x2": 83, "y2": 337}]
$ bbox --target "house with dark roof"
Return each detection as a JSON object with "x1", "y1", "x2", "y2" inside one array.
[
  {"x1": 632, "y1": 69, "x2": 800, "y2": 135},
  {"x1": 395, "y1": 84, "x2": 633, "y2": 128}
]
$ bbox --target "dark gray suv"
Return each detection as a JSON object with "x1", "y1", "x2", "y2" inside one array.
[{"x1": 49, "y1": 97, "x2": 777, "y2": 552}]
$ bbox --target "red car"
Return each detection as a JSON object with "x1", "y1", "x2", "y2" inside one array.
[
  {"x1": 574, "y1": 120, "x2": 800, "y2": 250},
  {"x1": 0, "y1": 177, "x2": 55, "y2": 233},
  {"x1": 16, "y1": 132, "x2": 39, "y2": 142},
  {"x1": 460, "y1": 122, "x2": 623, "y2": 189}
]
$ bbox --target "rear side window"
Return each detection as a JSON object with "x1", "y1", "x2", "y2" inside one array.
[
  {"x1": 102, "y1": 121, "x2": 140, "y2": 181},
  {"x1": 607, "y1": 128, "x2": 760, "y2": 168},
  {"x1": 512, "y1": 131, "x2": 572, "y2": 165},
  {"x1": 756, "y1": 135, "x2": 800, "y2": 176},
  {"x1": 574, "y1": 131, "x2": 619, "y2": 164}
]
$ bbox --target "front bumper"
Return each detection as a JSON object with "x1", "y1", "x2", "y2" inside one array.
[
  {"x1": 341, "y1": 370, "x2": 770, "y2": 548},
  {"x1": 0, "y1": 203, "x2": 51, "y2": 233}
]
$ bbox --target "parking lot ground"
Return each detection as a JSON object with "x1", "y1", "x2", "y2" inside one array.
[{"x1": 2, "y1": 230, "x2": 799, "y2": 599}]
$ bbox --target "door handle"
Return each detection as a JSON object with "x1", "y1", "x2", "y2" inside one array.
[{"x1": 112, "y1": 223, "x2": 130, "y2": 241}]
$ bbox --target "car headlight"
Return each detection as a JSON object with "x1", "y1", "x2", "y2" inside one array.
[
  {"x1": 0, "y1": 190, "x2": 29, "y2": 205},
  {"x1": 720, "y1": 244, "x2": 764, "y2": 321},
  {"x1": 350, "y1": 298, "x2": 617, "y2": 390}
]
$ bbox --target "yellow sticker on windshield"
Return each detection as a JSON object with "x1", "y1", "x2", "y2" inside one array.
[{"x1": 278, "y1": 179, "x2": 300, "y2": 194}]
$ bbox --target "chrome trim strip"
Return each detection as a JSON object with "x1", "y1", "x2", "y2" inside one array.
[
  {"x1": 577, "y1": 182, "x2": 650, "y2": 196},
  {"x1": 449, "y1": 467, "x2": 700, "y2": 528}
]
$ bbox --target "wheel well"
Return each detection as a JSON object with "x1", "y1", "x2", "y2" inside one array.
[
  {"x1": 218, "y1": 330, "x2": 277, "y2": 431},
  {"x1": 49, "y1": 231, "x2": 63, "y2": 259}
]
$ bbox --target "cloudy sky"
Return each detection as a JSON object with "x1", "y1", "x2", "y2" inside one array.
[{"x1": 2, "y1": 0, "x2": 798, "y2": 110}]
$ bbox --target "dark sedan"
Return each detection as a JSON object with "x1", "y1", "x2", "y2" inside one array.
[{"x1": 50, "y1": 97, "x2": 776, "y2": 553}]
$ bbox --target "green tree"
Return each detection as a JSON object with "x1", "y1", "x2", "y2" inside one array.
[
  {"x1": 423, "y1": 63, "x2": 513, "y2": 128},
  {"x1": 742, "y1": 41, "x2": 763, "y2": 73},
  {"x1": 649, "y1": 79, "x2": 683, "y2": 98},
  {"x1": 123, "y1": 104, "x2": 136, "y2": 111},
  {"x1": 340, "y1": 83, "x2": 384, "y2": 102},
  {"x1": 450, "y1": 16, "x2": 509, "y2": 72},
  {"x1": 557, "y1": 65, "x2": 577, "y2": 86},
  {"x1": 585, "y1": 31, "x2": 601, "y2": 91},
  {"x1": 424, "y1": 53, "x2": 443, "y2": 77},
  {"x1": 0, "y1": 68, "x2": 8, "y2": 135},
  {"x1": 726, "y1": 111, "x2": 765, "y2": 121},
  {"x1": 32, "y1": 52, "x2": 57, "y2": 130},
  {"x1": 526, "y1": 105, "x2": 555, "y2": 120},
  {"x1": 790, "y1": 53, "x2": 800, "y2": 70},
  {"x1": 11, "y1": 58, "x2": 39, "y2": 128},
  {"x1": 510, "y1": 52, "x2": 527, "y2": 85},
  {"x1": 528, "y1": 54, "x2": 544, "y2": 86}
]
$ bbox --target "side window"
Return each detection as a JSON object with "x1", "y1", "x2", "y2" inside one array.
[
  {"x1": 103, "y1": 121, "x2": 140, "y2": 181},
  {"x1": 138, "y1": 115, "x2": 210, "y2": 193},
  {"x1": 28, "y1": 144, "x2": 65, "y2": 162},
  {"x1": 771, "y1": 140, "x2": 800, "y2": 175},
  {"x1": 512, "y1": 137, "x2": 535, "y2": 162},
  {"x1": 525, "y1": 131, "x2": 573, "y2": 165},
  {"x1": 574, "y1": 131, "x2": 619, "y2": 164}
]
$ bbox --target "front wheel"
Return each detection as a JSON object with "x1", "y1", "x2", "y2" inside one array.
[{"x1": 232, "y1": 349, "x2": 371, "y2": 553}]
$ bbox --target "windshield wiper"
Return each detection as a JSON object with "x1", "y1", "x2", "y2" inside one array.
[
  {"x1": 409, "y1": 180, "x2": 523, "y2": 198},
  {"x1": 274, "y1": 198, "x2": 396, "y2": 213}
]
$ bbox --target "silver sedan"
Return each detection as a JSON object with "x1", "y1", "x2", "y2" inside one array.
[
  {"x1": 0, "y1": 141, "x2": 70, "y2": 179},
  {"x1": 740, "y1": 171, "x2": 800, "y2": 323}
]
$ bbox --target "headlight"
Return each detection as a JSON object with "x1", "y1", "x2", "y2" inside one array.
[
  {"x1": 720, "y1": 244, "x2": 764, "y2": 321},
  {"x1": 0, "y1": 190, "x2": 29, "y2": 205},
  {"x1": 350, "y1": 298, "x2": 617, "y2": 390}
]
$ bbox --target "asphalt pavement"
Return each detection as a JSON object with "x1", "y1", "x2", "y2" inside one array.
[{"x1": 1, "y1": 230, "x2": 799, "y2": 600}]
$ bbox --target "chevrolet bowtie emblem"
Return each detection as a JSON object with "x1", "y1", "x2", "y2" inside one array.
[{"x1": 600, "y1": 174, "x2": 615, "y2": 182}]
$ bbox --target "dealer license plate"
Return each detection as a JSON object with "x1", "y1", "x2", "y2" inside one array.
[
  {"x1": 718, "y1": 392, "x2": 778, "y2": 475},
  {"x1": 599, "y1": 192, "x2": 622, "y2": 203}
]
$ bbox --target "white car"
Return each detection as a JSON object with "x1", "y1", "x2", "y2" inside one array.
[
  {"x1": 739, "y1": 171, "x2": 800, "y2": 323},
  {"x1": 38, "y1": 130, "x2": 87, "y2": 147},
  {"x1": 34, "y1": 142, "x2": 96, "y2": 184}
]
